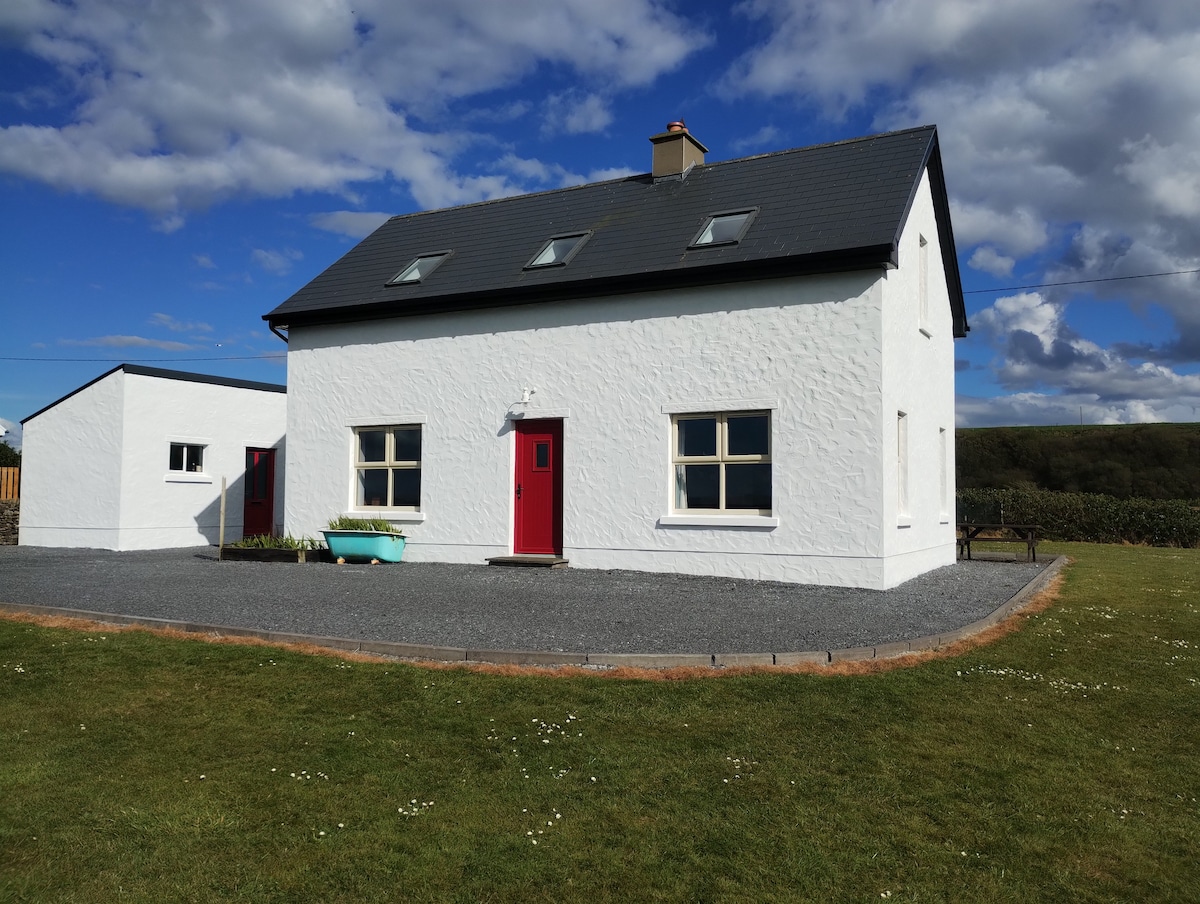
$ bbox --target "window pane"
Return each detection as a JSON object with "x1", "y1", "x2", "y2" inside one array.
[
  {"x1": 677, "y1": 417, "x2": 717, "y2": 457},
  {"x1": 725, "y1": 463, "x2": 772, "y2": 510},
  {"x1": 677, "y1": 463, "x2": 719, "y2": 509},
  {"x1": 535, "y1": 442, "x2": 550, "y2": 469},
  {"x1": 358, "y1": 430, "x2": 386, "y2": 463},
  {"x1": 245, "y1": 452, "x2": 269, "y2": 499},
  {"x1": 698, "y1": 212, "x2": 751, "y2": 245},
  {"x1": 727, "y1": 414, "x2": 769, "y2": 456},
  {"x1": 186, "y1": 445, "x2": 203, "y2": 472},
  {"x1": 169, "y1": 444, "x2": 185, "y2": 471},
  {"x1": 357, "y1": 469, "x2": 388, "y2": 506},
  {"x1": 393, "y1": 427, "x2": 421, "y2": 463},
  {"x1": 531, "y1": 234, "x2": 583, "y2": 266},
  {"x1": 391, "y1": 468, "x2": 421, "y2": 507},
  {"x1": 391, "y1": 253, "x2": 447, "y2": 283}
]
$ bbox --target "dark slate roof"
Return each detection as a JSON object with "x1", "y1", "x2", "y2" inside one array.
[
  {"x1": 22, "y1": 364, "x2": 285, "y2": 425},
  {"x1": 266, "y1": 125, "x2": 967, "y2": 337}
]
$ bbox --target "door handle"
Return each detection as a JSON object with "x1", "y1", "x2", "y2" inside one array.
[{"x1": 516, "y1": 483, "x2": 522, "y2": 499}]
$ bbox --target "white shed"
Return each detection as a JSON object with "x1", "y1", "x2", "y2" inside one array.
[
  {"x1": 19, "y1": 365, "x2": 286, "y2": 550},
  {"x1": 265, "y1": 125, "x2": 967, "y2": 589}
]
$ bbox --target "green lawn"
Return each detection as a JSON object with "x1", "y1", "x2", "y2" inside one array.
[{"x1": 2, "y1": 543, "x2": 1197, "y2": 902}]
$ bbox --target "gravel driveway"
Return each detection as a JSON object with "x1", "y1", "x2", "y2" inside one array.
[{"x1": 0, "y1": 546, "x2": 1053, "y2": 658}]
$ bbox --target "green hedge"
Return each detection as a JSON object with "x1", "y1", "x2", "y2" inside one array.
[{"x1": 957, "y1": 487, "x2": 1200, "y2": 547}]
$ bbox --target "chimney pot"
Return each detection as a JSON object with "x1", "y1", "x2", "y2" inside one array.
[{"x1": 667, "y1": 120, "x2": 686, "y2": 132}]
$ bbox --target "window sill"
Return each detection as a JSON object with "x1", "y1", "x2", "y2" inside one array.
[
  {"x1": 164, "y1": 473, "x2": 212, "y2": 484},
  {"x1": 896, "y1": 516, "x2": 913, "y2": 528},
  {"x1": 344, "y1": 510, "x2": 426, "y2": 523},
  {"x1": 658, "y1": 514, "x2": 779, "y2": 529}
]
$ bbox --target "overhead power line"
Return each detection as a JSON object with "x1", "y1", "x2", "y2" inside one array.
[{"x1": 965, "y1": 267, "x2": 1200, "y2": 294}]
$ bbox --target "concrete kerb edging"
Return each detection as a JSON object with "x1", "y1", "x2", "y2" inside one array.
[{"x1": 0, "y1": 556, "x2": 1068, "y2": 670}]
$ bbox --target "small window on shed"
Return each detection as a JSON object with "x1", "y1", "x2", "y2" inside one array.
[
  {"x1": 386, "y1": 252, "x2": 451, "y2": 285},
  {"x1": 526, "y1": 232, "x2": 590, "y2": 268},
  {"x1": 690, "y1": 210, "x2": 756, "y2": 248}
]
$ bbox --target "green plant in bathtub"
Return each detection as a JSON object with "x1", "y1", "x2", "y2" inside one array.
[{"x1": 326, "y1": 515, "x2": 403, "y2": 535}]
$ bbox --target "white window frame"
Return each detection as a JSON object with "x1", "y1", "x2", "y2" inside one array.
[
  {"x1": 689, "y1": 209, "x2": 758, "y2": 248},
  {"x1": 352, "y1": 425, "x2": 422, "y2": 512},
  {"x1": 525, "y1": 231, "x2": 591, "y2": 269},
  {"x1": 671, "y1": 410, "x2": 772, "y2": 515},
  {"x1": 168, "y1": 442, "x2": 206, "y2": 474},
  {"x1": 386, "y1": 251, "x2": 451, "y2": 285}
]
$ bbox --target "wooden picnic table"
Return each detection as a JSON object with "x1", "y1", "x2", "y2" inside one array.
[{"x1": 957, "y1": 523, "x2": 1040, "y2": 562}]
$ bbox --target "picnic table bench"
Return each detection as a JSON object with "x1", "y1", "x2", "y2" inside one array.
[{"x1": 957, "y1": 523, "x2": 1040, "y2": 562}]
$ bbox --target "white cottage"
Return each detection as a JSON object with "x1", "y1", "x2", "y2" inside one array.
[
  {"x1": 19, "y1": 365, "x2": 286, "y2": 550},
  {"x1": 265, "y1": 124, "x2": 968, "y2": 589}
]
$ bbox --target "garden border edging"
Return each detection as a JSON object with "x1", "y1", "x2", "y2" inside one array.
[{"x1": 0, "y1": 556, "x2": 1068, "y2": 669}]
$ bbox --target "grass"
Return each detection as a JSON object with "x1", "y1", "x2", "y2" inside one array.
[{"x1": 1, "y1": 542, "x2": 1197, "y2": 902}]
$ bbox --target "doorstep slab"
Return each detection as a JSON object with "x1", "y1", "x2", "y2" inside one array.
[{"x1": 486, "y1": 555, "x2": 569, "y2": 568}]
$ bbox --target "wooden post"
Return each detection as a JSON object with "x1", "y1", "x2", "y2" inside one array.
[{"x1": 219, "y1": 477, "x2": 227, "y2": 559}]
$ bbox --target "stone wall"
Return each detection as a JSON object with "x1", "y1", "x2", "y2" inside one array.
[{"x1": 0, "y1": 500, "x2": 18, "y2": 545}]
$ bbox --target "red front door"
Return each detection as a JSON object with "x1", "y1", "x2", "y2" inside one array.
[
  {"x1": 243, "y1": 448, "x2": 276, "y2": 537},
  {"x1": 513, "y1": 419, "x2": 563, "y2": 555}
]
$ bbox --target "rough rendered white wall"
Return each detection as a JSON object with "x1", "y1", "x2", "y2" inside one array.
[
  {"x1": 19, "y1": 369, "x2": 126, "y2": 548},
  {"x1": 19, "y1": 370, "x2": 286, "y2": 550},
  {"x1": 879, "y1": 170, "x2": 959, "y2": 585},
  {"x1": 285, "y1": 269, "x2": 923, "y2": 587},
  {"x1": 117, "y1": 373, "x2": 287, "y2": 549}
]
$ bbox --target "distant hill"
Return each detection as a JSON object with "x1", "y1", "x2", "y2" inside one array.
[{"x1": 956, "y1": 423, "x2": 1200, "y2": 500}]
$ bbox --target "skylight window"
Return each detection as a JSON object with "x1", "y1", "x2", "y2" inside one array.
[
  {"x1": 387, "y1": 251, "x2": 451, "y2": 285},
  {"x1": 526, "y1": 232, "x2": 590, "y2": 269},
  {"x1": 691, "y1": 210, "x2": 757, "y2": 248}
]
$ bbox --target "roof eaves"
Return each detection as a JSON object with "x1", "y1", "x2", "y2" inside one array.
[{"x1": 268, "y1": 245, "x2": 897, "y2": 330}]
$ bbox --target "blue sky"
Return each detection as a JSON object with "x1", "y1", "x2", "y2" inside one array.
[{"x1": 3, "y1": 0, "x2": 1200, "y2": 450}]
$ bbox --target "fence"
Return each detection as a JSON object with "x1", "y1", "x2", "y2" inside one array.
[{"x1": 0, "y1": 467, "x2": 18, "y2": 501}]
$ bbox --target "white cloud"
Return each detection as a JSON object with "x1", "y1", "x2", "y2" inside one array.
[
  {"x1": 251, "y1": 247, "x2": 303, "y2": 275},
  {"x1": 1117, "y1": 136, "x2": 1200, "y2": 219},
  {"x1": 149, "y1": 313, "x2": 213, "y2": 333},
  {"x1": 949, "y1": 202, "x2": 1048, "y2": 259},
  {"x1": 956, "y1": 392, "x2": 1200, "y2": 428},
  {"x1": 58, "y1": 335, "x2": 196, "y2": 351},
  {"x1": 192, "y1": 253, "x2": 216, "y2": 269},
  {"x1": 542, "y1": 91, "x2": 614, "y2": 136},
  {"x1": 720, "y1": 0, "x2": 1200, "y2": 398},
  {"x1": 491, "y1": 154, "x2": 636, "y2": 191},
  {"x1": 309, "y1": 211, "x2": 394, "y2": 239},
  {"x1": 731, "y1": 125, "x2": 782, "y2": 154},
  {"x1": 0, "y1": 0, "x2": 707, "y2": 218},
  {"x1": 974, "y1": 293, "x2": 1059, "y2": 347},
  {"x1": 0, "y1": 419, "x2": 22, "y2": 451},
  {"x1": 967, "y1": 246, "x2": 1015, "y2": 278},
  {"x1": 970, "y1": 292, "x2": 1200, "y2": 417}
]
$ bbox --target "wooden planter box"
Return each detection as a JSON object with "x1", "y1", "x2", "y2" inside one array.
[{"x1": 219, "y1": 546, "x2": 322, "y2": 563}]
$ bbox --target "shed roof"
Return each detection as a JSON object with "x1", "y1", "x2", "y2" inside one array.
[
  {"x1": 22, "y1": 364, "x2": 286, "y2": 425},
  {"x1": 265, "y1": 125, "x2": 967, "y2": 337}
]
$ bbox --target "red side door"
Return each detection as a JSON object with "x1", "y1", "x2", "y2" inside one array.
[
  {"x1": 243, "y1": 448, "x2": 276, "y2": 537},
  {"x1": 513, "y1": 419, "x2": 563, "y2": 555}
]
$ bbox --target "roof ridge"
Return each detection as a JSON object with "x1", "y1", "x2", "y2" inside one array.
[
  {"x1": 706, "y1": 124, "x2": 937, "y2": 169},
  {"x1": 374, "y1": 125, "x2": 937, "y2": 227}
]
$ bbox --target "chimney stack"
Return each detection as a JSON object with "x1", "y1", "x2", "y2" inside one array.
[{"x1": 650, "y1": 120, "x2": 708, "y2": 179}]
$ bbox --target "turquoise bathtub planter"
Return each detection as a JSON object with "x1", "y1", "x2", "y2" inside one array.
[{"x1": 322, "y1": 530, "x2": 406, "y2": 563}]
